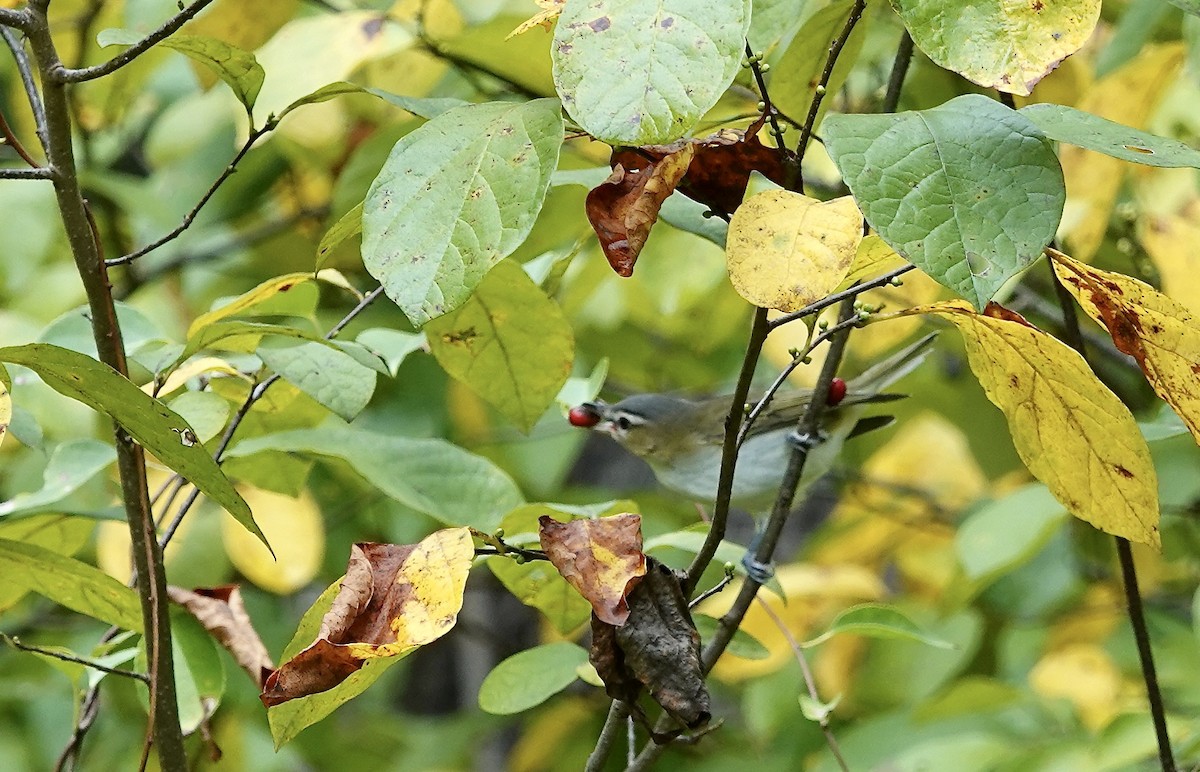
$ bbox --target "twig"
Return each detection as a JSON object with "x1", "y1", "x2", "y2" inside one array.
[
  {"x1": 1, "y1": 26, "x2": 49, "y2": 153},
  {"x1": 3, "y1": 635, "x2": 149, "y2": 683},
  {"x1": 795, "y1": 1, "x2": 867, "y2": 164},
  {"x1": 688, "y1": 568, "x2": 734, "y2": 608},
  {"x1": 47, "y1": 0, "x2": 215, "y2": 83},
  {"x1": 881, "y1": 31, "x2": 914, "y2": 114},
  {"x1": 584, "y1": 701, "x2": 631, "y2": 772},
  {"x1": 753, "y1": 598, "x2": 849, "y2": 771},
  {"x1": 1044, "y1": 258, "x2": 1175, "y2": 770},
  {"x1": 768, "y1": 265, "x2": 914, "y2": 330},
  {"x1": 0, "y1": 9, "x2": 27, "y2": 27},
  {"x1": 159, "y1": 286, "x2": 386, "y2": 548},
  {"x1": 743, "y1": 41, "x2": 788, "y2": 154},
  {"x1": 0, "y1": 108, "x2": 42, "y2": 167},
  {"x1": 0, "y1": 166, "x2": 53, "y2": 179},
  {"x1": 106, "y1": 124, "x2": 275, "y2": 267}
]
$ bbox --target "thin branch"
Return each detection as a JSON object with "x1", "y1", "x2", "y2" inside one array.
[
  {"x1": 1, "y1": 26, "x2": 49, "y2": 153},
  {"x1": 743, "y1": 41, "x2": 788, "y2": 156},
  {"x1": 0, "y1": 165, "x2": 53, "y2": 179},
  {"x1": 881, "y1": 30, "x2": 914, "y2": 114},
  {"x1": 0, "y1": 109, "x2": 42, "y2": 167},
  {"x1": 106, "y1": 124, "x2": 274, "y2": 267},
  {"x1": 768, "y1": 265, "x2": 914, "y2": 330},
  {"x1": 47, "y1": 0, "x2": 215, "y2": 83},
  {"x1": 585, "y1": 701, "x2": 631, "y2": 772},
  {"x1": 688, "y1": 569, "x2": 734, "y2": 608},
  {"x1": 3, "y1": 635, "x2": 149, "y2": 683},
  {"x1": 0, "y1": 8, "x2": 26, "y2": 29},
  {"x1": 1044, "y1": 257, "x2": 1175, "y2": 771},
  {"x1": 796, "y1": 0, "x2": 867, "y2": 164},
  {"x1": 753, "y1": 598, "x2": 849, "y2": 772},
  {"x1": 22, "y1": 4, "x2": 186, "y2": 767},
  {"x1": 159, "y1": 286, "x2": 387, "y2": 548}
]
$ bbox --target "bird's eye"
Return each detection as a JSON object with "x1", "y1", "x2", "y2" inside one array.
[{"x1": 616, "y1": 416, "x2": 632, "y2": 431}]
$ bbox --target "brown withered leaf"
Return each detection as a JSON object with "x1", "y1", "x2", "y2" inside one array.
[
  {"x1": 538, "y1": 513, "x2": 646, "y2": 625},
  {"x1": 589, "y1": 557, "x2": 711, "y2": 736},
  {"x1": 169, "y1": 585, "x2": 273, "y2": 687},
  {"x1": 585, "y1": 144, "x2": 695, "y2": 276},
  {"x1": 261, "y1": 528, "x2": 473, "y2": 707},
  {"x1": 681, "y1": 119, "x2": 791, "y2": 215}
]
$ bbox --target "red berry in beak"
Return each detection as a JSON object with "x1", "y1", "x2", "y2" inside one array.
[
  {"x1": 826, "y1": 377, "x2": 848, "y2": 406},
  {"x1": 568, "y1": 405, "x2": 602, "y2": 427}
]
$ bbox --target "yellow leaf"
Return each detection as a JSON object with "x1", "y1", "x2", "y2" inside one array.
[
  {"x1": 1051, "y1": 248, "x2": 1200, "y2": 446},
  {"x1": 909, "y1": 301, "x2": 1160, "y2": 547},
  {"x1": 837, "y1": 234, "x2": 909, "y2": 290},
  {"x1": 507, "y1": 0, "x2": 565, "y2": 39},
  {"x1": 145, "y1": 356, "x2": 243, "y2": 398},
  {"x1": 726, "y1": 191, "x2": 861, "y2": 312},
  {"x1": 188, "y1": 273, "x2": 317, "y2": 338},
  {"x1": 1059, "y1": 44, "x2": 1184, "y2": 261},
  {"x1": 222, "y1": 486, "x2": 325, "y2": 594},
  {"x1": 1029, "y1": 643, "x2": 1121, "y2": 730},
  {"x1": 1137, "y1": 212, "x2": 1200, "y2": 315}
]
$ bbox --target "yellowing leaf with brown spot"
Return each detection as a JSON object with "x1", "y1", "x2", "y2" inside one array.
[
  {"x1": 1050, "y1": 249, "x2": 1200, "y2": 445},
  {"x1": 1029, "y1": 643, "x2": 1120, "y2": 730},
  {"x1": 538, "y1": 514, "x2": 645, "y2": 625},
  {"x1": 261, "y1": 528, "x2": 474, "y2": 706},
  {"x1": 727, "y1": 191, "x2": 861, "y2": 312},
  {"x1": 909, "y1": 301, "x2": 1160, "y2": 547},
  {"x1": 837, "y1": 234, "x2": 909, "y2": 290},
  {"x1": 1059, "y1": 44, "x2": 1184, "y2": 262},
  {"x1": 222, "y1": 487, "x2": 325, "y2": 594},
  {"x1": 1137, "y1": 212, "x2": 1200, "y2": 315}
]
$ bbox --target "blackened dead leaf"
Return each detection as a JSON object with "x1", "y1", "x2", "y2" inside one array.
[
  {"x1": 261, "y1": 528, "x2": 473, "y2": 707},
  {"x1": 169, "y1": 585, "x2": 273, "y2": 687},
  {"x1": 589, "y1": 557, "x2": 711, "y2": 735},
  {"x1": 539, "y1": 513, "x2": 646, "y2": 624},
  {"x1": 681, "y1": 120, "x2": 791, "y2": 215}
]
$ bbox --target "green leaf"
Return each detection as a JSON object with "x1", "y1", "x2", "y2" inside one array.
[
  {"x1": 315, "y1": 202, "x2": 363, "y2": 269},
  {"x1": 167, "y1": 391, "x2": 231, "y2": 445},
  {"x1": 802, "y1": 603, "x2": 954, "y2": 649},
  {"x1": 257, "y1": 338, "x2": 378, "y2": 422},
  {"x1": 477, "y1": 642, "x2": 588, "y2": 715},
  {"x1": 361, "y1": 99, "x2": 564, "y2": 326},
  {"x1": 227, "y1": 424, "x2": 523, "y2": 530},
  {"x1": 1021, "y1": 103, "x2": 1200, "y2": 168},
  {"x1": 188, "y1": 273, "x2": 319, "y2": 337},
  {"x1": 268, "y1": 580, "x2": 403, "y2": 747},
  {"x1": 658, "y1": 194, "x2": 728, "y2": 247},
  {"x1": 425, "y1": 260, "x2": 573, "y2": 432},
  {"x1": 770, "y1": 1, "x2": 868, "y2": 131},
  {"x1": 891, "y1": 0, "x2": 1101, "y2": 95},
  {"x1": 693, "y1": 614, "x2": 770, "y2": 660},
  {"x1": 98, "y1": 29, "x2": 264, "y2": 114},
  {"x1": 551, "y1": 0, "x2": 751, "y2": 144},
  {"x1": 0, "y1": 344, "x2": 261, "y2": 545},
  {"x1": 1168, "y1": 0, "x2": 1200, "y2": 16},
  {"x1": 824, "y1": 94, "x2": 1065, "y2": 308},
  {"x1": 487, "y1": 556, "x2": 593, "y2": 635},
  {"x1": 0, "y1": 515, "x2": 96, "y2": 612},
  {"x1": 166, "y1": 610, "x2": 226, "y2": 734},
  {"x1": 955, "y1": 484, "x2": 1067, "y2": 582},
  {"x1": 279, "y1": 83, "x2": 469, "y2": 124},
  {"x1": 0, "y1": 440, "x2": 115, "y2": 518},
  {"x1": 0, "y1": 538, "x2": 142, "y2": 630},
  {"x1": 355, "y1": 328, "x2": 426, "y2": 376}
]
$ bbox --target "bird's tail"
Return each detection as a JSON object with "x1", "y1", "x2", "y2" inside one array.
[{"x1": 847, "y1": 332, "x2": 937, "y2": 396}]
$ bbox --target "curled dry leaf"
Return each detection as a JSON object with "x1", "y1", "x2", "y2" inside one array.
[
  {"x1": 538, "y1": 513, "x2": 646, "y2": 625},
  {"x1": 508, "y1": 0, "x2": 566, "y2": 39},
  {"x1": 169, "y1": 585, "x2": 273, "y2": 687},
  {"x1": 589, "y1": 557, "x2": 710, "y2": 735},
  {"x1": 586, "y1": 144, "x2": 695, "y2": 276},
  {"x1": 584, "y1": 117, "x2": 790, "y2": 276},
  {"x1": 1050, "y1": 248, "x2": 1200, "y2": 445},
  {"x1": 261, "y1": 528, "x2": 474, "y2": 707}
]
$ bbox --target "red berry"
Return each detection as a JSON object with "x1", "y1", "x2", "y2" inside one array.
[
  {"x1": 826, "y1": 377, "x2": 848, "y2": 406},
  {"x1": 568, "y1": 405, "x2": 601, "y2": 427}
]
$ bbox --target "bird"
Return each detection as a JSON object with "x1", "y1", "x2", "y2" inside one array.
[{"x1": 568, "y1": 333, "x2": 936, "y2": 578}]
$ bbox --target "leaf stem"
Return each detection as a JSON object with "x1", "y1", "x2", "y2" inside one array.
[
  {"x1": 3, "y1": 635, "x2": 149, "y2": 683},
  {"x1": 881, "y1": 30, "x2": 913, "y2": 114}
]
